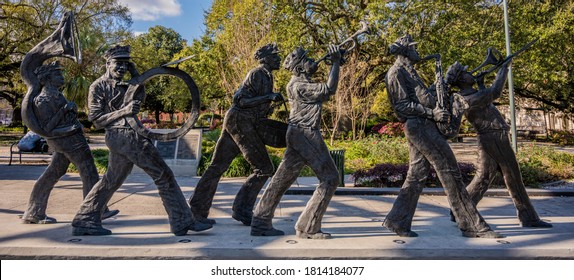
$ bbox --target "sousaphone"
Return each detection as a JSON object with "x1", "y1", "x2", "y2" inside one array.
[{"x1": 20, "y1": 11, "x2": 82, "y2": 138}]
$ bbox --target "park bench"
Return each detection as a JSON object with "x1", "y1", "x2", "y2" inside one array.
[{"x1": 8, "y1": 140, "x2": 52, "y2": 166}]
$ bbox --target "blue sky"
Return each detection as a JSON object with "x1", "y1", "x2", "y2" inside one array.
[{"x1": 118, "y1": 0, "x2": 214, "y2": 43}]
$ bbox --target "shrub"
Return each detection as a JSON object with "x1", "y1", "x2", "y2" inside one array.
[
  {"x1": 67, "y1": 148, "x2": 109, "y2": 174},
  {"x1": 548, "y1": 129, "x2": 574, "y2": 146},
  {"x1": 333, "y1": 135, "x2": 409, "y2": 172},
  {"x1": 196, "y1": 113, "x2": 222, "y2": 128},
  {"x1": 377, "y1": 122, "x2": 405, "y2": 137},
  {"x1": 352, "y1": 162, "x2": 476, "y2": 188},
  {"x1": 0, "y1": 122, "x2": 24, "y2": 133},
  {"x1": 197, "y1": 129, "x2": 282, "y2": 177},
  {"x1": 516, "y1": 143, "x2": 574, "y2": 186}
]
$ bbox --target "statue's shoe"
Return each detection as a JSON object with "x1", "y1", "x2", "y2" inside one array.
[
  {"x1": 382, "y1": 221, "x2": 418, "y2": 237},
  {"x1": 232, "y1": 211, "x2": 252, "y2": 226},
  {"x1": 72, "y1": 226, "x2": 112, "y2": 236},
  {"x1": 251, "y1": 226, "x2": 285, "y2": 236},
  {"x1": 173, "y1": 222, "x2": 213, "y2": 236},
  {"x1": 22, "y1": 215, "x2": 57, "y2": 224},
  {"x1": 462, "y1": 230, "x2": 504, "y2": 239},
  {"x1": 102, "y1": 209, "x2": 120, "y2": 220},
  {"x1": 521, "y1": 220, "x2": 552, "y2": 228},
  {"x1": 193, "y1": 214, "x2": 216, "y2": 225},
  {"x1": 296, "y1": 230, "x2": 332, "y2": 239}
]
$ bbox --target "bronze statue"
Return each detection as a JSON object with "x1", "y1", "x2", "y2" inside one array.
[
  {"x1": 383, "y1": 34, "x2": 503, "y2": 238},
  {"x1": 71, "y1": 45, "x2": 211, "y2": 236},
  {"x1": 19, "y1": 12, "x2": 118, "y2": 224},
  {"x1": 250, "y1": 44, "x2": 342, "y2": 239},
  {"x1": 445, "y1": 57, "x2": 552, "y2": 228},
  {"x1": 189, "y1": 43, "x2": 283, "y2": 226}
]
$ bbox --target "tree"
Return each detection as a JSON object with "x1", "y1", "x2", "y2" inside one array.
[
  {"x1": 128, "y1": 25, "x2": 187, "y2": 123},
  {"x1": 508, "y1": 0, "x2": 574, "y2": 115}
]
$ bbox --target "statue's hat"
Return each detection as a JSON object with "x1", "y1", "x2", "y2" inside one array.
[
  {"x1": 283, "y1": 47, "x2": 308, "y2": 71},
  {"x1": 104, "y1": 45, "x2": 131, "y2": 61}
]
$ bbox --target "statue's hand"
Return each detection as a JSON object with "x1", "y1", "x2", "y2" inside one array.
[
  {"x1": 64, "y1": 101, "x2": 78, "y2": 113},
  {"x1": 328, "y1": 44, "x2": 342, "y2": 63},
  {"x1": 475, "y1": 71, "x2": 487, "y2": 85},
  {"x1": 269, "y1": 93, "x2": 284, "y2": 102},
  {"x1": 432, "y1": 107, "x2": 449, "y2": 123},
  {"x1": 126, "y1": 100, "x2": 141, "y2": 115},
  {"x1": 128, "y1": 61, "x2": 139, "y2": 76},
  {"x1": 501, "y1": 57, "x2": 513, "y2": 69}
]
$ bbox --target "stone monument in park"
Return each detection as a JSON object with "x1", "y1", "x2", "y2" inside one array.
[{"x1": 131, "y1": 128, "x2": 203, "y2": 176}]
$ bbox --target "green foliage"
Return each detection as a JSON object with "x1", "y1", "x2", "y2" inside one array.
[
  {"x1": 67, "y1": 149, "x2": 109, "y2": 174},
  {"x1": 332, "y1": 135, "x2": 410, "y2": 172},
  {"x1": 548, "y1": 130, "x2": 574, "y2": 146},
  {"x1": 516, "y1": 143, "x2": 574, "y2": 186},
  {"x1": 370, "y1": 89, "x2": 397, "y2": 122},
  {"x1": 0, "y1": 123, "x2": 24, "y2": 134},
  {"x1": 128, "y1": 26, "x2": 189, "y2": 122},
  {"x1": 3, "y1": 0, "x2": 574, "y2": 134}
]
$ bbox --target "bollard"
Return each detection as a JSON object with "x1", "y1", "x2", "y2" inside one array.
[{"x1": 329, "y1": 149, "x2": 345, "y2": 187}]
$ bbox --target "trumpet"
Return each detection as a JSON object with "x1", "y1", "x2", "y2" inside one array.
[
  {"x1": 316, "y1": 21, "x2": 370, "y2": 64},
  {"x1": 471, "y1": 38, "x2": 538, "y2": 79}
]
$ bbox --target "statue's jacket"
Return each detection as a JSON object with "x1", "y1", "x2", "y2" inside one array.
[
  {"x1": 386, "y1": 59, "x2": 436, "y2": 122},
  {"x1": 286, "y1": 75, "x2": 329, "y2": 130}
]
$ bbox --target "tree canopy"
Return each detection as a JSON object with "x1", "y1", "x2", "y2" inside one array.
[
  {"x1": 178, "y1": 0, "x2": 574, "y2": 138},
  {"x1": 2, "y1": 0, "x2": 573, "y2": 136}
]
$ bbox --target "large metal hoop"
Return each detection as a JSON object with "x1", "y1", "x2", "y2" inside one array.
[{"x1": 124, "y1": 67, "x2": 200, "y2": 142}]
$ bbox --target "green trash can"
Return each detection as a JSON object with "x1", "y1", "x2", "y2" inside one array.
[{"x1": 329, "y1": 149, "x2": 345, "y2": 187}]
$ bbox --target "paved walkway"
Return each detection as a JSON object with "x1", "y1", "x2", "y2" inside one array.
[{"x1": 0, "y1": 164, "x2": 573, "y2": 260}]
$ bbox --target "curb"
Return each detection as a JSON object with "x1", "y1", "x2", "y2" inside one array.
[{"x1": 286, "y1": 186, "x2": 574, "y2": 197}]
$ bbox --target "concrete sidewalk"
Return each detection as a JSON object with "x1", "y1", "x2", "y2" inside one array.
[{"x1": 1, "y1": 165, "x2": 573, "y2": 260}]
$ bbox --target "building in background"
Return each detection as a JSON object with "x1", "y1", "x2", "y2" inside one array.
[{"x1": 0, "y1": 98, "x2": 14, "y2": 125}]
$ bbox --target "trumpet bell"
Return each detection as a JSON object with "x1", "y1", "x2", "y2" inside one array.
[
  {"x1": 470, "y1": 47, "x2": 502, "y2": 74},
  {"x1": 59, "y1": 11, "x2": 82, "y2": 64}
]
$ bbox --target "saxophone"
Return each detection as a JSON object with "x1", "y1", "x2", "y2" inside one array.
[{"x1": 422, "y1": 54, "x2": 464, "y2": 139}]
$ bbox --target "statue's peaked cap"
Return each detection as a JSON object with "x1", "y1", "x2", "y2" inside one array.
[
  {"x1": 254, "y1": 43, "x2": 279, "y2": 60},
  {"x1": 393, "y1": 34, "x2": 417, "y2": 47},
  {"x1": 445, "y1": 61, "x2": 469, "y2": 84},
  {"x1": 34, "y1": 61, "x2": 63, "y2": 76},
  {"x1": 104, "y1": 45, "x2": 131, "y2": 61},
  {"x1": 389, "y1": 34, "x2": 418, "y2": 56},
  {"x1": 283, "y1": 47, "x2": 308, "y2": 71}
]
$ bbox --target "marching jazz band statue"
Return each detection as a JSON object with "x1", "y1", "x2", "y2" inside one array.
[
  {"x1": 383, "y1": 34, "x2": 503, "y2": 238},
  {"x1": 251, "y1": 44, "x2": 343, "y2": 239},
  {"x1": 19, "y1": 12, "x2": 118, "y2": 225},
  {"x1": 71, "y1": 45, "x2": 212, "y2": 236},
  {"x1": 190, "y1": 43, "x2": 283, "y2": 226},
  {"x1": 445, "y1": 59, "x2": 552, "y2": 228}
]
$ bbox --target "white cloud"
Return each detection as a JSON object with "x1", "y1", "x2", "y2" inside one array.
[{"x1": 118, "y1": 0, "x2": 182, "y2": 21}]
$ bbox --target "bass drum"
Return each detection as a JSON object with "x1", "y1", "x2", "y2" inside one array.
[
  {"x1": 124, "y1": 66, "x2": 200, "y2": 142},
  {"x1": 257, "y1": 118, "x2": 288, "y2": 148}
]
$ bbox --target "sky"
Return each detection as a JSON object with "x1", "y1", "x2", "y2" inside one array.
[{"x1": 118, "y1": 0, "x2": 214, "y2": 43}]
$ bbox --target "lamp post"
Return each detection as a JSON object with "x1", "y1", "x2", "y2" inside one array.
[{"x1": 503, "y1": 0, "x2": 518, "y2": 153}]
